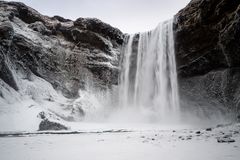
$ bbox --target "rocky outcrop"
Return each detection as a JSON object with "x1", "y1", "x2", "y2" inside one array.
[
  {"x1": 28, "y1": 21, "x2": 51, "y2": 35},
  {"x1": 174, "y1": 0, "x2": 240, "y2": 115},
  {"x1": 38, "y1": 119, "x2": 68, "y2": 131},
  {"x1": 0, "y1": 1, "x2": 124, "y2": 99},
  {"x1": 175, "y1": 0, "x2": 240, "y2": 77}
]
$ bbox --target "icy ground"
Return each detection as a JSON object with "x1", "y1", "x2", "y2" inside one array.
[{"x1": 0, "y1": 123, "x2": 240, "y2": 160}]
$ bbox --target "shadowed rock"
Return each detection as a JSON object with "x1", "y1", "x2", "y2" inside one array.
[
  {"x1": 175, "y1": 0, "x2": 240, "y2": 116},
  {"x1": 0, "y1": 1, "x2": 124, "y2": 99},
  {"x1": 175, "y1": 0, "x2": 240, "y2": 77},
  {"x1": 38, "y1": 119, "x2": 68, "y2": 131},
  {"x1": 28, "y1": 21, "x2": 51, "y2": 35},
  {"x1": 217, "y1": 137, "x2": 235, "y2": 143}
]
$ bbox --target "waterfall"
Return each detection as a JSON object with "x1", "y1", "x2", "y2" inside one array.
[{"x1": 119, "y1": 20, "x2": 180, "y2": 121}]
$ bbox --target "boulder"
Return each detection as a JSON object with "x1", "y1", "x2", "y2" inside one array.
[
  {"x1": 38, "y1": 119, "x2": 68, "y2": 131},
  {"x1": 217, "y1": 137, "x2": 235, "y2": 143}
]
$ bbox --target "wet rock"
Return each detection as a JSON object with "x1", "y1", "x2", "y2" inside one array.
[
  {"x1": 74, "y1": 17, "x2": 124, "y2": 46},
  {"x1": 0, "y1": 59, "x2": 18, "y2": 91},
  {"x1": 206, "y1": 128, "x2": 212, "y2": 131},
  {"x1": 71, "y1": 28, "x2": 111, "y2": 53},
  {"x1": 37, "y1": 111, "x2": 46, "y2": 119},
  {"x1": 52, "y1": 15, "x2": 71, "y2": 22},
  {"x1": 0, "y1": 21, "x2": 14, "y2": 46},
  {"x1": 175, "y1": 0, "x2": 240, "y2": 114},
  {"x1": 6, "y1": 1, "x2": 44, "y2": 24},
  {"x1": 217, "y1": 137, "x2": 235, "y2": 143},
  {"x1": 28, "y1": 21, "x2": 51, "y2": 35},
  {"x1": 38, "y1": 119, "x2": 68, "y2": 131},
  {"x1": 175, "y1": 0, "x2": 240, "y2": 77},
  {"x1": 0, "y1": 1, "x2": 124, "y2": 100},
  {"x1": 223, "y1": 134, "x2": 232, "y2": 138}
]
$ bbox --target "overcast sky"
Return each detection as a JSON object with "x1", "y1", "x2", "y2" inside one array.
[{"x1": 9, "y1": 0, "x2": 190, "y2": 33}]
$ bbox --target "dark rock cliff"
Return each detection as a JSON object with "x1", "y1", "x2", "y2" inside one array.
[
  {"x1": 1, "y1": 0, "x2": 240, "y2": 122},
  {"x1": 174, "y1": 0, "x2": 240, "y2": 115},
  {"x1": 0, "y1": 1, "x2": 124, "y2": 99}
]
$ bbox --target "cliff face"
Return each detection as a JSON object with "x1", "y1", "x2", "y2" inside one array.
[
  {"x1": 174, "y1": 0, "x2": 240, "y2": 115},
  {"x1": 0, "y1": 1, "x2": 125, "y2": 128},
  {"x1": 0, "y1": 1, "x2": 124, "y2": 99},
  {"x1": 1, "y1": 0, "x2": 240, "y2": 128}
]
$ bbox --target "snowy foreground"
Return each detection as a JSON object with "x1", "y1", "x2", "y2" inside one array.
[{"x1": 0, "y1": 123, "x2": 240, "y2": 160}]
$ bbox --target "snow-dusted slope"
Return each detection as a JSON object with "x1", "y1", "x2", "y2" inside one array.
[{"x1": 0, "y1": 1, "x2": 124, "y2": 131}]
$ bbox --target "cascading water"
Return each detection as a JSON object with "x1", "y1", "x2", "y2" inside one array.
[{"x1": 119, "y1": 20, "x2": 180, "y2": 122}]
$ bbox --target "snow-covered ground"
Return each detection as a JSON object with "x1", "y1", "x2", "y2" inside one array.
[
  {"x1": 1, "y1": 72, "x2": 239, "y2": 160},
  {"x1": 0, "y1": 123, "x2": 240, "y2": 160}
]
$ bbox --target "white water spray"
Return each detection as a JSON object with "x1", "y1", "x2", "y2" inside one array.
[{"x1": 119, "y1": 20, "x2": 180, "y2": 122}]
